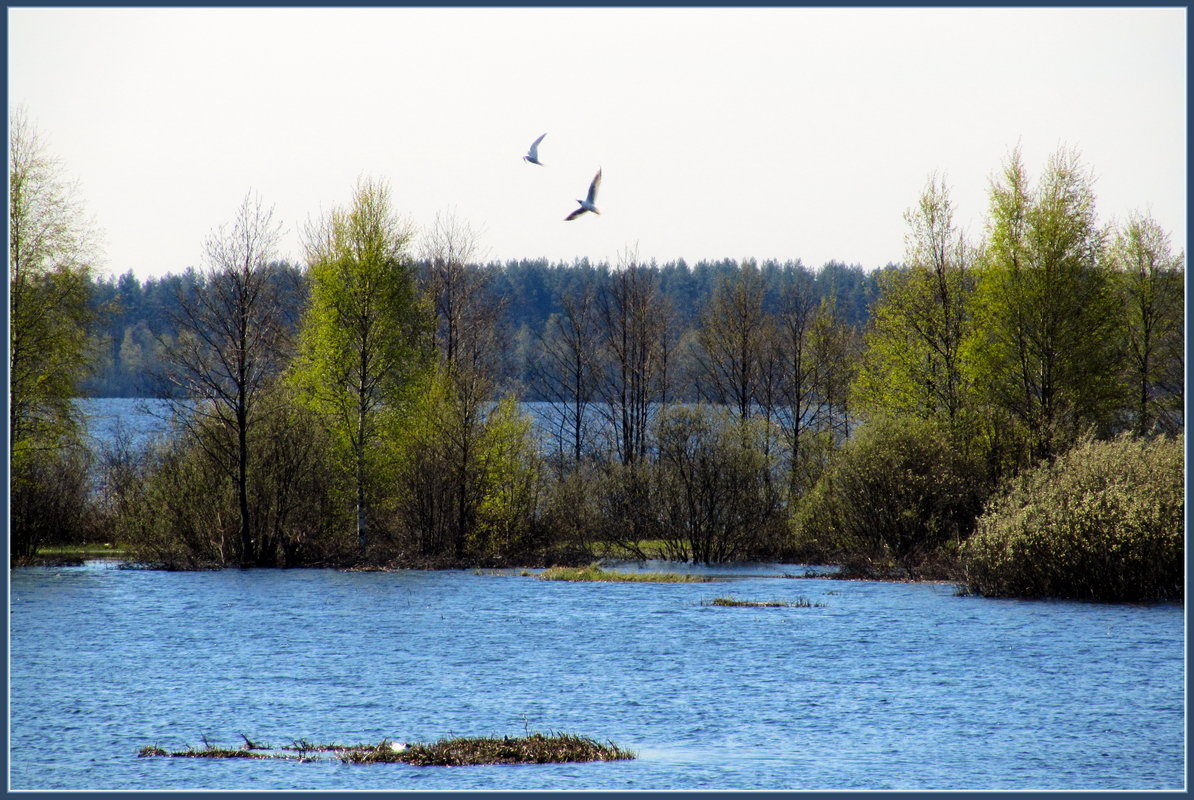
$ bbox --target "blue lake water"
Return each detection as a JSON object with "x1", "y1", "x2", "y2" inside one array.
[{"x1": 8, "y1": 561, "x2": 1184, "y2": 791}]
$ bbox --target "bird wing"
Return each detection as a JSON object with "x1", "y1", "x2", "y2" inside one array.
[
  {"x1": 527, "y1": 132, "x2": 547, "y2": 159},
  {"x1": 586, "y1": 168, "x2": 602, "y2": 204},
  {"x1": 564, "y1": 206, "x2": 587, "y2": 221}
]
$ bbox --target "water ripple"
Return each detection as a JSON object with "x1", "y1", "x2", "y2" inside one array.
[{"x1": 9, "y1": 564, "x2": 1184, "y2": 791}]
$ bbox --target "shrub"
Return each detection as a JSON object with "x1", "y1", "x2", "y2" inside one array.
[
  {"x1": 116, "y1": 391, "x2": 355, "y2": 569},
  {"x1": 653, "y1": 406, "x2": 789, "y2": 563},
  {"x1": 391, "y1": 373, "x2": 548, "y2": 565},
  {"x1": 961, "y1": 434, "x2": 1184, "y2": 602},
  {"x1": 793, "y1": 415, "x2": 988, "y2": 576},
  {"x1": 590, "y1": 406, "x2": 789, "y2": 564},
  {"x1": 10, "y1": 443, "x2": 99, "y2": 562}
]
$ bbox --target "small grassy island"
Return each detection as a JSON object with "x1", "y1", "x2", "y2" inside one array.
[
  {"x1": 703, "y1": 596, "x2": 823, "y2": 608},
  {"x1": 139, "y1": 733, "x2": 635, "y2": 766},
  {"x1": 532, "y1": 564, "x2": 717, "y2": 583}
]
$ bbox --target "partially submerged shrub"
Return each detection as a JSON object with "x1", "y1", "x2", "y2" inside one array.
[
  {"x1": 10, "y1": 443, "x2": 99, "y2": 562},
  {"x1": 961, "y1": 434, "x2": 1184, "y2": 602},
  {"x1": 592, "y1": 407, "x2": 790, "y2": 564},
  {"x1": 116, "y1": 391, "x2": 355, "y2": 569},
  {"x1": 793, "y1": 415, "x2": 987, "y2": 577}
]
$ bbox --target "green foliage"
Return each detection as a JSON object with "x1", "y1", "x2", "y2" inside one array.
[
  {"x1": 292, "y1": 177, "x2": 433, "y2": 555},
  {"x1": 9, "y1": 444, "x2": 97, "y2": 561},
  {"x1": 853, "y1": 175, "x2": 974, "y2": 423},
  {"x1": 793, "y1": 416, "x2": 988, "y2": 576},
  {"x1": 116, "y1": 390, "x2": 354, "y2": 569},
  {"x1": 961, "y1": 434, "x2": 1184, "y2": 602},
  {"x1": 964, "y1": 146, "x2": 1123, "y2": 461},
  {"x1": 589, "y1": 407, "x2": 791, "y2": 564},
  {"x1": 472, "y1": 396, "x2": 546, "y2": 561},
  {"x1": 1108, "y1": 212, "x2": 1185, "y2": 435},
  {"x1": 390, "y1": 369, "x2": 545, "y2": 564},
  {"x1": 9, "y1": 107, "x2": 97, "y2": 467}
]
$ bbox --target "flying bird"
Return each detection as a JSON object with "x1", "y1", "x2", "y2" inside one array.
[
  {"x1": 523, "y1": 132, "x2": 547, "y2": 165},
  {"x1": 565, "y1": 168, "x2": 602, "y2": 221}
]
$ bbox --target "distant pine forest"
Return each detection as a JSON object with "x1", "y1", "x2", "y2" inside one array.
[{"x1": 82, "y1": 257, "x2": 880, "y2": 400}]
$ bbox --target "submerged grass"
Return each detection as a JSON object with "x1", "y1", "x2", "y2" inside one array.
[
  {"x1": 703, "y1": 596, "x2": 824, "y2": 608},
  {"x1": 532, "y1": 564, "x2": 715, "y2": 583}
]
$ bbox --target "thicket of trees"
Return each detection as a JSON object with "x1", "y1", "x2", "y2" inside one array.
[{"x1": 10, "y1": 117, "x2": 1185, "y2": 597}]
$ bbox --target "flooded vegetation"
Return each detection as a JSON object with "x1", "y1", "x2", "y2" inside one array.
[
  {"x1": 140, "y1": 732, "x2": 634, "y2": 766},
  {"x1": 703, "y1": 596, "x2": 823, "y2": 608},
  {"x1": 532, "y1": 564, "x2": 717, "y2": 583}
]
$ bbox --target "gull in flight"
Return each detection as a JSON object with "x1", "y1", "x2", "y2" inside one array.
[
  {"x1": 565, "y1": 168, "x2": 602, "y2": 221},
  {"x1": 523, "y1": 132, "x2": 547, "y2": 165}
]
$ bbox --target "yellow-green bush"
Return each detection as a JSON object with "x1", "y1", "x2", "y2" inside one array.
[
  {"x1": 792, "y1": 415, "x2": 988, "y2": 576},
  {"x1": 961, "y1": 434, "x2": 1183, "y2": 602}
]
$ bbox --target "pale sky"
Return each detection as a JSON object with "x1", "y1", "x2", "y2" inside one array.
[{"x1": 8, "y1": 7, "x2": 1187, "y2": 280}]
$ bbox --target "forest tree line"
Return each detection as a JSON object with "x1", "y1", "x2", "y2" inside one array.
[
  {"x1": 79, "y1": 255, "x2": 881, "y2": 401},
  {"x1": 10, "y1": 105, "x2": 1184, "y2": 600}
]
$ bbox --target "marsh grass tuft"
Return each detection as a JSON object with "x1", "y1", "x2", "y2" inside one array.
[
  {"x1": 704, "y1": 596, "x2": 823, "y2": 608},
  {"x1": 535, "y1": 564, "x2": 715, "y2": 583},
  {"x1": 139, "y1": 743, "x2": 273, "y2": 759},
  {"x1": 140, "y1": 732, "x2": 634, "y2": 766},
  {"x1": 341, "y1": 732, "x2": 636, "y2": 766}
]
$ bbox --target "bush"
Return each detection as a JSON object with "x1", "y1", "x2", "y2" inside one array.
[
  {"x1": 116, "y1": 391, "x2": 355, "y2": 569},
  {"x1": 793, "y1": 415, "x2": 987, "y2": 576},
  {"x1": 961, "y1": 434, "x2": 1184, "y2": 602},
  {"x1": 10, "y1": 443, "x2": 99, "y2": 562},
  {"x1": 590, "y1": 407, "x2": 789, "y2": 564},
  {"x1": 391, "y1": 373, "x2": 548, "y2": 565},
  {"x1": 653, "y1": 406, "x2": 789, "y2": 563}
]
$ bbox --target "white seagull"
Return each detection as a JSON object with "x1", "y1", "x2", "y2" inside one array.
[
  {"x1": 565, "y1": 168, "x2": 602, "y2": 221},
  {"x1": 523, "y1": 132, "x2": 547, "y2": 165}
]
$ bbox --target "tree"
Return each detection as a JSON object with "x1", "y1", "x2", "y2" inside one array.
[
  {"x1": 694, "y1": 260, "x2": 768, "y2": 421},
  {"x1": 965, "y1": 146, "x2": 1121, "y2": 461},
  {"x1": 773, "y1": 273, "x2": 831, "y2": 493},
  {"x1": 158, "y1": 193, "x2": 290, "y2": 566},
  {"x1": 9, "y1": 108, "x2": 102, "y2": 559},
  {"x1": 9, "y1": 107, "x2": 98, "y2": 461},
  {"x1": 294, "y1": 177, "x2": 431, "y2": 557},
  {"x1": 533, "y1": 283, "x2": 601, "y2": 463},
  {"x1": 1109, "y1": 212, "x2": 1184, "y2": 435},
  {"x1": 854, "y1": 175, "x2": 975, "y2": 425},
  {"x1": 595, "y1": 253, "x2": 673, "y2": 464}
]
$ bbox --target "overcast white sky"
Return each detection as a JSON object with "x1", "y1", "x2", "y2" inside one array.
[{"x1": 8, "y1": 7, "x2": 1187, "y2": 280}]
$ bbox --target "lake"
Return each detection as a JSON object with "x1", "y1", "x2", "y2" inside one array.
[{"x1": 8, "y1": 561, "x2": 1184, "y2": 791}]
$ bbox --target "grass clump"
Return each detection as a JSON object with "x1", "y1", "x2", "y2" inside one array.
[
  {"x1": 704, "y1": 596, "x2": 823, "y2": 608},
  {"x1": 534, "y1": 564, "x2": 715, "y2": 583},
  {"x1": 961, "y1": 434, "x2": 1183, "y2": 602},
  {"x1": 138, "y1": 744, "x2": 271, "y2": 759},
  {"x1": 140, "y1": 732, "x2": 634, "y2": 767},
  {"x1": 342, "y1": 733, "x2": 635, "y2": 766}
]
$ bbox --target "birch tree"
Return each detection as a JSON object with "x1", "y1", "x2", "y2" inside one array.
[
  {"x1": 160, "y1": 192, "x2": 289, "y2": 565},
  {"x1": 294, "y1": 177, "x2": 431, "y2": 556}
]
